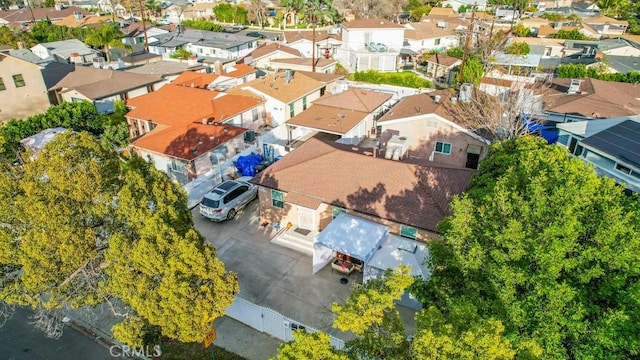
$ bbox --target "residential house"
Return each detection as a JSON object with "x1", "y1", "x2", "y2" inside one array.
[
  {"x1": 123, "y1": 61, "x2": 203, "y2": 82},
  {"x1": 180, "y1": 3, "x2": 215, "y2": 21},
  {"x1": 376, "y1": 91, "x2": 489, "y2": 169},
  {"x1": 596, "y1": 38, "x2": 640, "y2": 57},
  {"x1": 250, "y1": 138, "x2": 474, "y2": 256},
  {"x1": 441, "y1": 0, "x2": 487, "y2": 11},
  {"x1": 0, "y1": 52, "x2": 74, "y2": 121},
  {"x1": 0, "y1": 6, "x2": 89, "y2": 28},
  {"x1": 591, "y1": 56, "x2": 640, "y2": 74},
  {"x1": 170, "y1": 63, "x2": 257, "y2": 90},
  {"x1": 52, "y1": 13, "x2": 111, "y2": 28},
  {"x1": 336, "y1": 18, "x2": 405, "y2": 72},
  {"x1": 228, "y1": 69, "x2": 325, "y2": 128},
  {"x1": 520, "y1": 17, "x2": 551, "y2": 36},
  {"x1": 31, "y1": 39, "x2": 99, "y2": 65},
  {"x1": 96, "y1": 0, "x2": 128, "y2": 17},
  {"x1": 423, "y1": 7, "x2": 460, "y2": 19},
  {"x1": 583, "y1": 16, "x2": 628, "y2": 37},
  {"x1": 572, "y1": 1, "x2": 600, "y2": 12},
  {"x1": 403, "y1": 20, "x2": 461, "y2": 55},
  {"x1": 19, "y1": 127, "x2": 67, "y2": 159},
  {"x1": 149, "y1": 30, "x2": 258, "y2": 61},
  {"x1": 557, "y1": 119, "x2": 640, "y2": 193},
  {"x1": 241, "y1": 42, "x2": 302, "y2": 69},
  {"x1": 512, "y1": 37, "x2": 565, "y2": 58},
  {"x1": 285, "y1": 87, "x2": 393, "y2": 146},
  {"x1": 119, "y1": 23, "x2": 170, "y2": 55},
  {"x1": 423, "y1": 54, "x2": 461, "y2": 83},
  {"x1": 282, "y1": 30, "x2": 342, "y2": 59},
  {"x1": 126, "y1": 83, "x2": 266, "y2": 183},
  {"x1": 269, "y1": 57, "x2": 338, "y2": 74},
  {"x1": 50, "y1": 66, "x2": 163, "y2": 113},
  {"x1": 544, "y1": 78, "x2": 640, "y2": 123},
  {"x1": 538, "y1": 23, "x2": 600, "y2": 39}
]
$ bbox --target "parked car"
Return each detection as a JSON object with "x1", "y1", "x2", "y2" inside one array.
[
  {"x1": 200, "y1": 177, "x2": 258, "y2": 221},
  {"x1": 246, "y1": 31, "x2": 266, "y2": 38}
]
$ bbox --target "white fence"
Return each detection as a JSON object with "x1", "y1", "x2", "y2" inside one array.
[{"x1": 225, "y1": 296, "x2": 345, "y2": 350}]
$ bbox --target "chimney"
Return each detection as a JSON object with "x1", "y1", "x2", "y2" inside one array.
[
  {"x1": 372, "y1": 147, "x2": 378, "y2": 158},
  {"x1": 434, "y1": 95, "x2": 441, "y2": 103},
  {"x1": 17, "y1": 41, "x2": 25, "y2": 49},
  {"x1": 214, "y1": 60, "x2": 223, "y2": 75},
  {"x1": 285, "y1": 69, "x2": 293, "y2": 84}
]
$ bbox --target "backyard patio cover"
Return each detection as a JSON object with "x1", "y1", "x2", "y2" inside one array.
[{"x1": 312, "y1": 213, "x2": 389, "y2": 274}]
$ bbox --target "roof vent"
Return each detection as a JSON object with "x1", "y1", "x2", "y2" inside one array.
[{"x1": 433, "y1": 95, "x2": 441, "y2": 103}]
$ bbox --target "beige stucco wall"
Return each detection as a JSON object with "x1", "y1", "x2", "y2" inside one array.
[
  {"x1": 379, "y1": 115, "x2": 487, "y2": 168},
  {"x1": 257, "y1": 187, "x2": 439, "y2": 242},
  {"x1": 0, "y1": 56, "x2": 50, "y2": 122}
]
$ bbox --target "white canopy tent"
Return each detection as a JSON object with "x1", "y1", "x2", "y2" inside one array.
[
  {"x1": 364, "y1": 234, "x2": 430, "y2": 310},
  {"x1": 364, "y1": 234, "x2": 430, "y2": 282},
  {"x1": 312, "y1": 213, "x2": 389, "y2": 274}
]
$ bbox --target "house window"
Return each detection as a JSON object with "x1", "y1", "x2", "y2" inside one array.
[
  {"x1": 332, "y1": 207, "x2": 346, "y2": 219},
  {"x1": 198, "y1": 48, "x2": 203, "y2": 54},
  {"x1": 616, "y1": 163, "x2": 633, "y2": 175},
  {"x1": 557, "y1": 134, "x2": 570, "y2": 146},
  {"x1": 71, "y1": 97, "x2": 84, "y2": 103},
  {"x1": 435, "y1": 38, "x2": 441, "y2": 45},
  {"x1": 435, "y1": 141, "x2": 451, "y2": 154},
  {"x1": 145, "y1": 121, "x2": 156, "y2": 132},
  {"x1": 252, "y1": 108, "x2": 259, "y2": 122},
  {"x1": 271, "y1": 190, "x2": 284, "y2": 209},
  {"x1": 12, "y1": 74, "x2": 25, "y2": 87},
  {"x1": 170, "y1": 159, "x2": 186, "y2": 173},
  {"x1": 400, "y1": 224, "x2": 418, "y2": 240},
  {"x1": 289, "y1": 103, "x2": 295, "y2": 118},
  {"x1": 0, "y1": 77, "x2": 5, "y2": 91},
  {"x1": 303, "y1": 96, "x2": 307, "y2": 110}
]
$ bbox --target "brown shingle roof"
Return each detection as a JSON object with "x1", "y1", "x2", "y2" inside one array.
[
  {"x1": 0, "y1": 6, "x2": 89, "y2": 24},
  {"x1": 283, "y1": 30, "x2": 334, "y2": 43},
  {"x1": 377, "y1": 91, "x2": 454, "y2": 123},
  {"x1": 230, "y1": 70, "x2": 324, "y2": 103},
  {"x1": 126, "y1": 84, "x2": 263, "y2": 125},
  {"x1": 404, "y1": 21, "x2": 458, "y2": 40},
  {"x1": 342, "y1": 18, "x2": 405, "y2": 29},
  {"x1": 312, "y1": 87, "x2": 392, "y2": 113},
  {"x1": 50, "y1": 66, "x2": 162, "y2": 100},
  {"x1": 583, "y1": 16, "x2": 628, "y2": 26},
  {"x1": 132, "y1": 123, "x2": 246, "y2": 160},
  {"x1": 53, "y1": 14, "x2": 111, "y2": 28},
  {"x1": 426, "y1": 54, "x2": 461, "y2": 67},
  {"x1": 287, "y1": 105, "x2": 369, "y2": 134},
  {"x1": 546, "y1": 78, "x2": 640, "y2": 118},
  {"x1": 293, "y1": 71, "x2": 343, "y2": 83},
  {"x1": 427, "y1": 7, "x2": 458, "y2": 17},
  {"x1": 251, "y1": 138, "x2": 473, "y2": 232},
  {"x1": 250, "y1": 42, "x2": 301, "y2": 60}
]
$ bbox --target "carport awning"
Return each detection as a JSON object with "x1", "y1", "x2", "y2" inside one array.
[{"x1": 312, "y1": 213, "x2": 389, "y2": 273}]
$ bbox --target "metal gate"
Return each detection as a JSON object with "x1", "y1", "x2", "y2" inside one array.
[
  {"x1": 225, "y1": 297, "x2": 263, "y2": 332},
  {"x1": 261, "y1": 307, "x2": 285, "y2": 340}
]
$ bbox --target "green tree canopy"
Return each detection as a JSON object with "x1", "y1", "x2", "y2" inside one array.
[
  {"x1": 550, "y1": 28, "x2": 593, "y2": 40},
  {"x1": 0, "y1": 134, "x2": 239, "y2": 345},
  {"x1": 511, "y1": 23, "x2": 531, "y2": 37},
  {"x1": 272, "y1": 331, "x2": 348, "y2": 360},
  {"x1": 422, "y1": 136, "x2": 640, "y2": 359},
  {"x1": 85, "y1": 23, "x2": 129, "y2": 61},
  {"x1": 504, "y1": 41, "x2": 530, "y2": 56}
]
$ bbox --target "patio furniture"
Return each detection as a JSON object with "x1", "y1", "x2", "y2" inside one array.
[{"x1": 331, "y1": 259, "x2": 354, "y2": 275}]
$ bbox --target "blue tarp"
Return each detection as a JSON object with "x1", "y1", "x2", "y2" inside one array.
[{"x1": 236, "y1": 154, "x2": 263, "y2": 176}]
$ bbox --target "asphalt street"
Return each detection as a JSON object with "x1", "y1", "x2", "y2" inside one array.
[{"x1": 0, "y1": 307, "x2": 112, "y2": 360}]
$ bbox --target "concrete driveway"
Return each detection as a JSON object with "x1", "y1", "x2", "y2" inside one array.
[{"x1": 193, "y1": 199, "x2": 360, "y2": 340}]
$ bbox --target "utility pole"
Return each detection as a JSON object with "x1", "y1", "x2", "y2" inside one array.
[
  {"x1": 311, "y1": 7, "x2": 316, "y2": 73},
  {"x1": 458, "y1": 4, "x2": 475, "y2": 87},
  {"x1": 138, "y1": 0, "x2": 149, "y2": 52}
]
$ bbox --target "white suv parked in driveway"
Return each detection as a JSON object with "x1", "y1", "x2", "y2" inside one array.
[{"x1": 199, "y1": 177, "x2": 258, "y2": 221}]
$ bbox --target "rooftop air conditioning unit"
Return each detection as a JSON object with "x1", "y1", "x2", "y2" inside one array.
[
  {"x1": 568, "y1": 79, "x2": 582, "y2": 94},
  {"x1": 385, "y1": 135, "x2": 409, "y2": 160},
  {"x1": 436, "y1": 21, "x2": 446, "y2": 28}
]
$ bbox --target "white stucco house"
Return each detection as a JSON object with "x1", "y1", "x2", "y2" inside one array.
[{"x1": 335, "y1": 18, "x2": 405, "y2": 72}]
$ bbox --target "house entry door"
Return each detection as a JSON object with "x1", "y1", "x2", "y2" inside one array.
[
  {"x1": 466, "y1": 144, "x2": 482, "y2": 169},
  {"x1": 298, "y1": 207, "x2": 314, "y2": 231}
]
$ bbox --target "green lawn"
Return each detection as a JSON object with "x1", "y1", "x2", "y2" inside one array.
[
  {"x1": 349, "y1": 70, "x2": 432, "y2": 89},
  {"x1": 160, "y1": 339, "x2": 245, "y2": 360}
]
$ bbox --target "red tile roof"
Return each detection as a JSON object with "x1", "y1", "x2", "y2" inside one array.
[
  {"x1": 126, "y1": 84, "x2": 263, "y2": 125},
  {"x1": 133, "y1": 122, "x2": 246, "y2": 160},
  {"x1": 172, "y1": 71, "x2": 219, "y2": 88},
  {"x1": 251, "y1": 138, "x2": 473, "y2": 232}
]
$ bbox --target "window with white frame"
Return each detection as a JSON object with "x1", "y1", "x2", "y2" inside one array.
[
  {"x1": 170, "y1": 159, "x2": 186, "y2": 173},
  {"x1": 289, "y1": 103, "x2": 295, "y2": 118},
  {"x1": 400, "y1": 225, "x2": 418, "y2": 239},
  {"x1": 435, "y1": 141, "x2": 451, "y2": 154},
  {"x1": 271, "y1": 190, "x2": 284, "y2": 208},
  {"x1": 252, "y1": 108, "x2": 259, "y2": 122}
]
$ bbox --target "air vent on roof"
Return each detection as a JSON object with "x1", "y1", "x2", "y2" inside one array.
[
  {"x1": 385, "y1": 134, "x2": 409, "y2": 161},
  {"x1": 437, "y1": 21, "x2": 446, "y2": 28}
]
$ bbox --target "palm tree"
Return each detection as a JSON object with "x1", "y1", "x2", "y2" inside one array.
[{"x1": 85, "y1": 23, "x2": 131, "y2": 62}]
